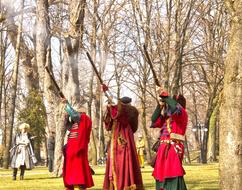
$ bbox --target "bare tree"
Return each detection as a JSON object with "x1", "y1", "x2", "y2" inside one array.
[
  {"x1": 0, "y1": 26, "x2": 7, "y2": 131},
  {"x1": 35, "y1": 0, "x2": 65, "y2": 176},
  {"x1": 63, "y1": 0, "x2": 86, "y2": 105},
  {"x1": 191, "y1": 1, "x2": 227, "y2": 163},
  {"x1": 219, "y1": 0, "x2": 242, "y2": 189},
  {"x1": 3, "y1": 0, "x2": 24, "y2": 168}
]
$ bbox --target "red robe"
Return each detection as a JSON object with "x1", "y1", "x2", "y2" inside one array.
[
  {"x1": 63, "y1": 113, "x2": 94, "y2": 188},
  {"x1": 103, "y1": 102, "x2": 144, "y2": 190},
  {"x1": 151, "y1": 105, "x2": 188, "y2": 182}
]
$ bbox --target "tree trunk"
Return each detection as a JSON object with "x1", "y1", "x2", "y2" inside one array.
[
  {"x1": 0, "y1": 30, "x2": 6, "y2": 131},
  {"x1": 172, "y1": 0, "x2": 193, "y2": 95},
  {"x1": 95, "y1": 80, "x2": 105, "y2": 160},
  {"x1": 95, "y1": 47, "x2": 107, "y2": 161},
  {"x1": 3, "y1": 0, "x2": 24, "y2": 169},
  {"x1": 53, "y1": 105, "x2": 66, "y2": 176},
  {"x1": 88, "y1": 71, "x2": 97, "y2": 165},
  {"x1": 36, "y1": 0, "x2": 61, "y2": 175},
  {"x1": 64, "y1": 0, "x2": 86, "y2": 105},
  {"x1": 207, "y1": 103, "x2": 219, "y2": 162},
  {"x1": 4, "y1": 9, "x2": 39, "y2": 91},
  {"x1": 219, "y1": 1, "x2": 242, "y2": 189},
  {"x1": 88, "y1": 2, "x2": 98, "y2": 165},
  {"x1": 34, "y1": 142, "x2": 41, "y2": 162},
  {"x1": 201, "y1": 97, "x2": 214, "y2": 163},
  {"x1": 183, "y1": 136, "x2": 191, "y2": 164},
  {"x1": 2, "y1": 79, "x2": 7, "y2": 148},
  {"x1": 140, "y1": 92, "x2": 151, "y2": 162}
]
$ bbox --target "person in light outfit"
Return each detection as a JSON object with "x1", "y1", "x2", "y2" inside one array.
[
  {"x1": 10, "y1": 123, "x2": 35, "y2": 180},
  {"x1": 136, "y1": 134, "x2": 145, "y2": 168}
]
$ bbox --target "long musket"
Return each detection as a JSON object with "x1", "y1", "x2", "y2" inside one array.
[
  {"x1": 86, "y1": 52, "x2": 114, "y2": 102},
  {"x1": 143, "y1": 44, "x2": 161, "y2": 87},
  {"x1": 45, "y1": 66, "x2": 66, "y2": 99}
]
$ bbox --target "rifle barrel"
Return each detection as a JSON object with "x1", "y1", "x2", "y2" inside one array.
[
  {"x1": 45, "y1": 66, "x2": 65, "y2": 98},
  {"x1": 86, "y1": 52, "x2": 116, "y2": 103},
  {"x1": 143, "y1": 44, "x2": 161, "y2": 87},
  {"x1": 86, "y1": 52, "x2": 103, "y2": 84}
]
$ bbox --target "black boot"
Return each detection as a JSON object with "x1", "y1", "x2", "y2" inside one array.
[
  {"x1": 20, "y1": 165, "x2": 25, "y2": 180},
  {"x1": 13, "y1": 168, "x2": 17, "y2": 180}
]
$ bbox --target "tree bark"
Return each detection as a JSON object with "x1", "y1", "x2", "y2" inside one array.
[
  {"x1": 219, "y1": 1, "x2": 242, "y2": 189},
  {"x1": 88, "y1": 71, "x2": 97, "y2": 165},
  {"x1": 0, "y1": 30, "x2": 6, "y2": 132},
  {"x1": 89, "y1": 93, "x2": 98, "y2": 167},
  {"x1": 4, "y1": 9, "x2": 39, "y2": 91},
  {"x1": 207, "y1": 103, "x2": 219, "y2": 162},
  {"x1": 88, "y1": 4, "x2": 98, "y2": 164},
  {"x1": 36, "y1": 0, "x2": 62, "y2": 175},
  {"x1": 64, "y1": 0, "x2": 86, "y2": 105},
  {"x1": 172, "y1": 0, "x2": 194, "y2": 95},
  {"x1": 141, "y1": 97, "x2": 151, "y2": 162},
  {"x1": 3, "y1": 0, "x2": 24, "y2": 169}
]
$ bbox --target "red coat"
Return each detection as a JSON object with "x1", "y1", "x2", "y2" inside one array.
[
  {"x1": 103, "y1": 103, "x2": 144, "y2": 190},
  {"x1": 151, "y1": 106, "x2": 188, "y2": 182},
  {"x1": 63, "y1": 113, "x2": 94, "y2": 188}
]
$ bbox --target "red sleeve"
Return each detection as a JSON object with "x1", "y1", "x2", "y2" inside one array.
[
  {"x1": 151, "y1": 116, "x2": 166, "y2": 128},
  {"x1": 171, "y1": 107, "x2": 188, "y2": 133},
  {"x1": 104, "y1": 105, "x2": 118, "y2": 131},
  {"x1": 77, "y1": 114, "x2": 92, "y2": 151}
]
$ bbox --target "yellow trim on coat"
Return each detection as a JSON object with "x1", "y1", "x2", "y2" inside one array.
[
  {"x1": 170, "y1": 133, "x2": 185, "y2": 141},
  {"x1": 111, "y1": 120, "x2": 117, "y2": 190}
]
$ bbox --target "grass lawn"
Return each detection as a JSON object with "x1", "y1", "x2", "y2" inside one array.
[{"x1": 0, "y1": 163, "x2": 218, "y2": 190}]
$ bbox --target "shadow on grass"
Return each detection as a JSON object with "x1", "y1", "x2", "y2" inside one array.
[
  {"x1": 89, "y1": 183, "x2": 154, "y2": 190},
  {"x1": 140, "y1": 171, "x2": 153, "y2": 174},
  {"x1": 92, "y1": 173, "x2": 105, "y2": 176},
  {"x1": 186, "y1": 179, "x2": 219, "y2": 190},
  {"x1": 23, "y1": 176, "x2": 58, "y2": 180},
  {"x1": 144, "y1": 183, "x2": 155, "y2": 188}
]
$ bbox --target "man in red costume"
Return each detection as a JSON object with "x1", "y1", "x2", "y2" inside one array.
[
  {"x1": 62, "y1": 99, "x2": 94, "y2": 190},
  {"x1": 102, "y1": 85, "x2": 144, "y2": 190},
  {"x1": 151, "y1": 88, "x2": 188, "y2": 190}
]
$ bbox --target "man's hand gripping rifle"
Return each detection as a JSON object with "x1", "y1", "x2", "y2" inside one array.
[{"x1": 86, "y1": 52, "x2": 114, "y2": 104}]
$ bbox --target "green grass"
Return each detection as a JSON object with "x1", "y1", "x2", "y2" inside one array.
[{"x1": 0, "y1": 163, "x2": 218, "y2": 190}]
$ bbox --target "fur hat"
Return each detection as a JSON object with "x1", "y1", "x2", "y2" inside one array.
[
  {"x1": 74, "y1": 106, "x2": 86, "y2": 113},
  {"x1": 18, "y1": 123, "x2": 30, "y2": 130},
  {"x1": 120, "y1": 96, "x2": 132, "y2": 104},
  {"x1": 173, "y1": 94, "x2": 186, "y2": 108}
]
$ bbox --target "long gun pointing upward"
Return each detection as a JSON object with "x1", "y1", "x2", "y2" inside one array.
[
  {"x1": 143, "y1": 44, "x2": 161, "y2": 87},
  {"x1": 86, "y1": 52, "x2": 114, "y2": 102},
  {"x1": 45, "y1": 66, "x2": 66, "y2": 99},
  {"x1": 86, "y1": 52, "x2": 104, "y2": 84}
]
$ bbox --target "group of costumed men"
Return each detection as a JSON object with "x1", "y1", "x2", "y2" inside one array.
[
  {"x1": 60, "y1": 83, "x2": 188, "y2": 190},
  {"x1": 10, "y1": 82, "x2": 188, "y2": 190}
]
